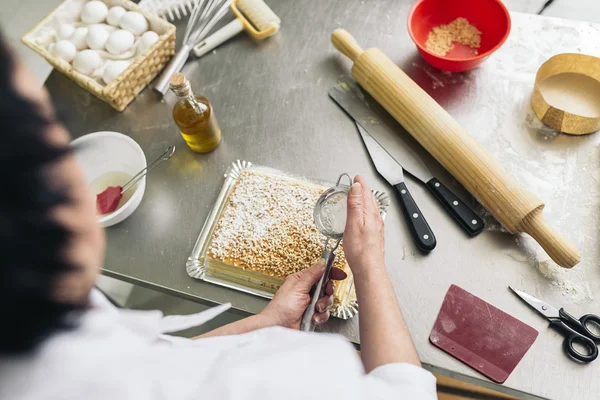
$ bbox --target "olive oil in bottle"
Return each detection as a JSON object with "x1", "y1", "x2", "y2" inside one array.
[{"x1": 169, "y1": 73, "x2": 221, "y2": 153}]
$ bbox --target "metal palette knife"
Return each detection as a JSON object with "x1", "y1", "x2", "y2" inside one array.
[
  {"x1": 355, "y1": 123, "x2": 436, "y2": 251},
  {"x1": 328, "y1": 76, "x2": 484, "y2": 237}
]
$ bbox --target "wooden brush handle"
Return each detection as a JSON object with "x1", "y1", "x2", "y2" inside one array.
[{"x1": 332, "y1": 29, "x2": 580, "y2": 268}]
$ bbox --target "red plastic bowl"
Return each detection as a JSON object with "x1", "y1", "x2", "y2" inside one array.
[{"x1": 408, "y1": 0, "x2": 511, "y2": 72}]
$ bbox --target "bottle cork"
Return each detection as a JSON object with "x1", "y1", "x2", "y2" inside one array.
[{"x1": 169, "y1": 73, "x2": 191, "y2": 97}]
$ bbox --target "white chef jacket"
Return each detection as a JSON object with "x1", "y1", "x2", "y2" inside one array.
[{"x1": 0, "y1": 289, "x2": 437, "y2": 399}]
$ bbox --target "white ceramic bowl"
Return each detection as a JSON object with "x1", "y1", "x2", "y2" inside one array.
[{"x1": 71, "y1": 131, "x2": 146, "y2": 227}]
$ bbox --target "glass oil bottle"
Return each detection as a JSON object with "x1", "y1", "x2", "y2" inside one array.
[{"x1": 169, "y1": 73, "x2": 221, "y2": 153}]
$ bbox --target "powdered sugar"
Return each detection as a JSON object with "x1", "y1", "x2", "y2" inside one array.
[
  {"x1": 208, "y1": 170, "x2": 346, "y2": 277},
  {"x1": 319, "y1": 191, "x2": 347, "y2": 236}
]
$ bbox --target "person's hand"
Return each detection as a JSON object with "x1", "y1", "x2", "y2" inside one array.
[
  {"x1": 343, "y1": 175, "x2": 385, "y2": 278},
  {"x1": 260, "y1": 261, "x2": 347, "y2": 329}
]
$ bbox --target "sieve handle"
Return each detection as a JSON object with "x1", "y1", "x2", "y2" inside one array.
[{"x1": 299, "y1": 251, "x2": 336, "y2": 332}]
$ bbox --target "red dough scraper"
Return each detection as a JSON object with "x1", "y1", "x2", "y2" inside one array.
[{"x1": 430, "y1": 284, "x2": 539, "y2": 383}]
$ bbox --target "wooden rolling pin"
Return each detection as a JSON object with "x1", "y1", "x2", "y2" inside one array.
[{"x1": 331, "y1": 29, "x2": 580, "y2": 268}]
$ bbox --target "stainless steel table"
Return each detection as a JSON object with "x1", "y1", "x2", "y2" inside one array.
[{"x1": 45, "y1": 2, "x2": 600, "y2": 399}]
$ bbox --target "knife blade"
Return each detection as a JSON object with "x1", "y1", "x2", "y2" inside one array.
[
  {"x1": 328, "y1": 77, "x2": 484, "y2": 236},
  {"x1": 356, "y1": 123, "x2": 436, "y2": 252}
]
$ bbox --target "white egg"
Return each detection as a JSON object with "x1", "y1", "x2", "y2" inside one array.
[
  {"x1": 119, "y1": 11, "x2": 148, "y2": 35},
  {"x1": 86, "y1": 25, "x2": 110, "y2": 50},
  {"x1": 57, "y1": 24, "x2": 75, "y2": 40},
  {"x1": 106, "y1": 6, "x2": 126, "y2": 26},
  {"x1": 52, "y1": 40, "x2": 77, "y2": 62},
  {"x1": 138, "y1": 31, "x2": 159, "y2": 54},
  {"x1": 69, "y1": 27, "x2": 89, "y2": 51},
  {"x1": 80, "y1": 1, "x2": 109, "y2": 24},
  {"x1": 105, "y1": 29, "x2": 134, "y2": 55},
  {"x1": 102, "y1": 60, "x2": 130, "y2": 84},
  {"x1": 36, "y1": 29, "x2": 55, "y2": 46},
  {"x1": 72, "y1": 50, "x2": 103, "y2": 76}
]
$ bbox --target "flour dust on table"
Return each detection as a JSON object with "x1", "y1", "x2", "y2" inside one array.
[{"x1": 506, "y1": 235, "x2": 594, "y2": 304}]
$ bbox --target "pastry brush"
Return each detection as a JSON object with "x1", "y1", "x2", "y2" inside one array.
[{"x1": 192, "y1": 0, "x2": 280, "y2": 58}]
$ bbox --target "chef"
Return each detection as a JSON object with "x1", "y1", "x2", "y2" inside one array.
[{"x1": 0, "y1": 33, "x2": 437, "y2": 399}]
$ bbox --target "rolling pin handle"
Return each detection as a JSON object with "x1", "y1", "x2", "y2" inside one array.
[
  {"x1": 520, "y1": 211, "x2": 581, "y2": 269},
  {"x1": 331, "y1": 29, "x2": 363, "y2": 62}
]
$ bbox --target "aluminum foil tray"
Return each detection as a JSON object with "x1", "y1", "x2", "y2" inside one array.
[{"x1": 186, "y1": 160, "x2": 390, "y2": 319}]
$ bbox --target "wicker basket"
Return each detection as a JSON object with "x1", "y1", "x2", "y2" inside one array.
[{"x1": 21, "y1": 0, "x2": 175, "y2": 112}]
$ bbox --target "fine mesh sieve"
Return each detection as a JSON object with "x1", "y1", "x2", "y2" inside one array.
[{"x1": 300, "y1": 173, "x2": 352, "y2": 332}]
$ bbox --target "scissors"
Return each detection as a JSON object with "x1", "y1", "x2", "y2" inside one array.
[{"x1": 510, "y1": 286, "x2": 600, "y2": 363}]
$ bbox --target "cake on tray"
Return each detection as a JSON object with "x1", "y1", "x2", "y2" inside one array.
[{"x1": 207, "y1": 169, "x2": 352, "y2": 303}]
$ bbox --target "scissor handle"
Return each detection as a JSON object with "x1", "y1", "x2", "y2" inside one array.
[
  {"x1": 549, "y1": 318, "x2": 599, "y2": 363},
  {"x1": 559, "y1": 308, "x2": 600, "y2": 343},
  {"x1": 579, "y1": 313, "x2": 600, "y2": 343}
]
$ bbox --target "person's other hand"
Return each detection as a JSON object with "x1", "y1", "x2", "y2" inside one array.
[
  {"x1": 260, "y1": 261, "x2": 347, "y2": 330},
  {"x1": 343, "y1": 175, "x2": 385, "y2": 278}
]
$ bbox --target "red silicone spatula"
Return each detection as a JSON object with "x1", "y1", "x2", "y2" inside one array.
[{"x1": 96, "y1": 145, "x2": 175, "y2": 215}]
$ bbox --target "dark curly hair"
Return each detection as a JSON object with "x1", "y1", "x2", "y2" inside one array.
[{"x1": 0, "y1": 32, "x2": 82, "y2": 354}]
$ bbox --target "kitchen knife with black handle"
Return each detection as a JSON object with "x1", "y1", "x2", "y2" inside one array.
[
  {"x1": 425, "y1": 177, "x2": 483, "y2": 236},
  {"x1": 356, "y1": 124, "x2": 436, "y2": 252},
  {"x1": 328, "y1": 78, "x2": 484, "y2": 236}
]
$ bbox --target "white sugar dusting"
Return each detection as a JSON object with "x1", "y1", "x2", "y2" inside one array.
[
  {"x1": 320, "y1": 192, "x2": 347, "y2": 236},
  {"x1": 208, "y1": 170, "x2": 346, "y2": 277}
]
